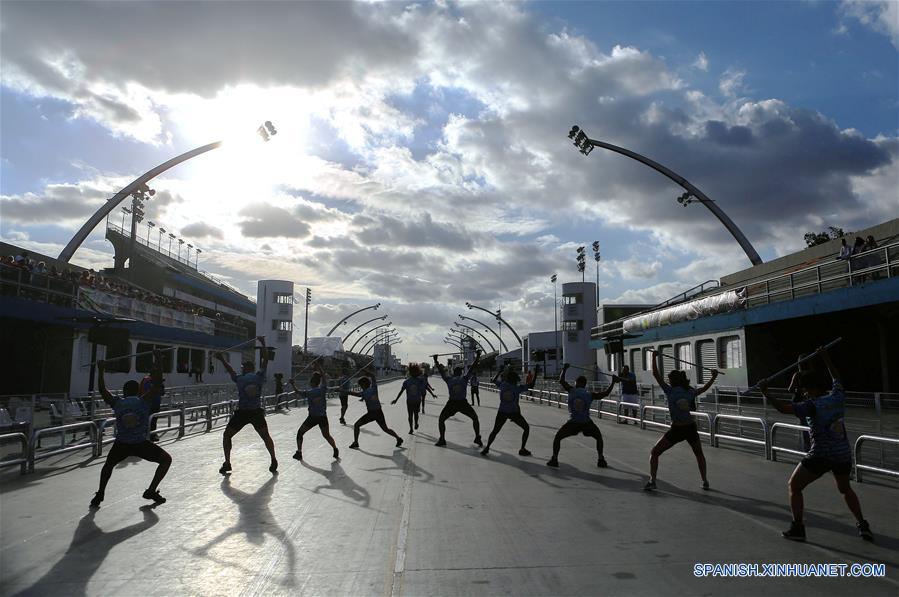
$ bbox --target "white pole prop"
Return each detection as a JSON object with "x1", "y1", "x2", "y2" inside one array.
[
  {"x1": 82, "y1": 345, "x2": 177, "y2": 368},
  {"x1": 648, "y1": 348, "x2": 725, "y2": 376},
  {"x1": 743, "y1": 337, "x2": 842, "y2": 394}
]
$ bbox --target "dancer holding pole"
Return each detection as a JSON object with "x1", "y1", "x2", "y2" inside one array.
[
  {"x1": 433, "y1": 351, "x2": 483, "y2": 447},
  {"x1": 757, "y1": 344, "x2": 873, "y2": 542},
  {"x1": 481, "y1": 366, "x2": 536, "y2": 457},
  {"x1": 348, "y1": 365, "x2": 403, "y2": 450},
  {"x1": 643, "y1": 352, "x2": 717, "y2": 491},
  {"x1": 391, "y1": 363, "x2": 427, "y2": 434},
  {"x1": 215, "y1": 336, "x2": 278, "y2": 475},
  {"x1": 288, "y1": 361, "x2": 339, "y2": 462},
  {"x1": 547, "y1": 363, "x2": 617, "y2": 469},
  {"x1": 90, "y1": 350, "x2": 171, "y2": 508}
]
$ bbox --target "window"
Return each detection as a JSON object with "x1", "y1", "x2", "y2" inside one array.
[
  {"x1": 177, "y1": 348, "x2": 190, "y2": 373},
  {"x1": 104, "y1": 339, "x2": 132, "y2": 373},
  {"x1": 629, "y1": 349, "x2": 640, "y2": 372},
  {"x1": 563, "y1": 294, "x2": 583, "y2": 305},
  {"x1": 718, "y1": 336, "x2": 743, "y2": 369},
  {"x1": 676, "y1": 343, "x2": 692, "y2": 370},
  {"x1": 271, "y1": 320, "x2": 292, "y2": 331},
  {"x1": 642, "y1": 348, "x2": 654, "y2": 371},
  {"x1": 696, "y1": 340, "x2": 716, "y2": 383},
  {"x1": 136, "y1": 343, "x2": 173, "y2": 373},
  {"x1": 274, "y1": 293, "x2": 293, "y2": 304},
  {"x1": 659, "y1": 345, "x2": 673, "y2": 375},
  {"x1": 561, "y1": 320, "x2": 583, "y2": 331}
]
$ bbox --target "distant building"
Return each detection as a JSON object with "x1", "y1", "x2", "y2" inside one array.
[
  {"x1": 256, "y1": 280, "x2": 294, "y2": 382},
  {"x1": 562, "y1": 281, "x2": 597, "y2": 375},
  {"x1": 523, "y1": 330, "x2": 563, "y2": 376}
]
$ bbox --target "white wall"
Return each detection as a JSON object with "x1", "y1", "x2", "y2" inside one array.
[
  {"x1": 256, "y1": 280, "x2": 294, "y2": 381},
  {"x1": 561, "y1": 282, "x2": 597, "y2": 373}
]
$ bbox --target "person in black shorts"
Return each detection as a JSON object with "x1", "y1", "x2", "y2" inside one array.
[
  {"x1": 787, "y1": 354, "x2": 812, "y2": 451},
  {"x1": 759, "y1": 346, "x2": 873, "y2": 542},
  {"x1": 348, "y1": 367, "x2": 403, "y2": 450},
  {"x1": 336, "y1": 367, "x2": 351, "y2": 425},
  {"x1": 644, "y1": 353, "x2": 717, "y2": 491},
  {"x1": 289, "y1": 362, "x2": 339, "y2": 461},
  {"x1": 90, "y1": 350, "x2": 171, "y2": 508},
  {"x1": 215, "y1": 336, "x2": 278, "y2": 475},
  {"x1": 547, "y1": 363, "x2": 617, "y2": 468},
  {"x1": 421, "y1": 368, "x2": 437, "y2": 414},
  {"x1": 433, "y1": 351, "x2": 482, "y2": 447},
  {"x1": 481, "y1": 366, "x2": 536, "y2": 457},
  {"x1": 470, "y1": 372, "x2": 480, "y2": 406}
]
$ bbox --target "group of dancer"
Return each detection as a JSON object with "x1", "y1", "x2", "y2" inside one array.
[{"x1": 89, "y1": 339, "x2": 874, "y2": 542}]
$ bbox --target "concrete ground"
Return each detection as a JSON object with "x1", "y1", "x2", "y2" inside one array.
[{"x1": 2, "y1": 378, "x2": 897, "y2": 596}]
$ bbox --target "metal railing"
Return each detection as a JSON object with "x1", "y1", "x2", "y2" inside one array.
[
  {"x1": 712, "y1": 414, "x2": 768, "y2": 456},
  {"x1": 854, "y1": 435, "x2": 899, "y2": 483},
  {"x1": 769, "y1": 422, "x2": 809, "y2": 462},
  {"x1": 149, "y1": 408, "x2": 185, "y2": 439},
  {"x1": 29, "y1": 422, "x2": 98, "y2": 473},
  {"x1": 0, "y1": 432, "x2": 29, "y2": 475}
]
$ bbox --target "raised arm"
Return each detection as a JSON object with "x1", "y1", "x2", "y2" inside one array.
[
  {"x1": 433, "y1": 355, "x2": 449, "y2": 382},
  {"x1": 592, "y1": 375, "x2": 617, "y2": 400},
  {"x1": 257, "y1": 336, "x2": 268, "y2": 372},
  {"x1": 465, "y1": 351, "x2": 482, "y2": 380},
  {"x1": 215, "y1": 351, "x2": 236, "y2": 377},
  {"x1": 96, "y1": 360, "x2": 115, "y2": 406},
  {"x1": 817, "y1": 346, "x2": 840, "y2": 381},
  {"x1": 758, "y1": 379, "x2": 795, "y2": 415},
  {"x1": 140, "y1": 350, "x2": 165, "y2": 403},
  {"x1": 558, "y1": 363, "x2": 573, "y2": 393},
  {"x1": 650, "y1": 351, "x2": 666, "y2": 387},
  {"x1": 696, "y1": 369, "x2": 719, "y2": 396},
  {"x1": 491, "y1": 369, "x2": 503, "y2": 386}
]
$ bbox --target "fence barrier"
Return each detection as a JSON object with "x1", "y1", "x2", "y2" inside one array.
[
  {"x1": 770, "y1": 422, "x2": 810, "y2": 462},
  {"x1": 0, "y1": 432, "x2": 29, "y2": 475},
  {"x1": 854, "y1": 435, "x2": 899, "y2": 483},
  {"x1": 29, "y1": 422, "x2": 98, "y2": 473},
  {"x1": 712, "y1": 414, "x2": 769, "y2": 457}
]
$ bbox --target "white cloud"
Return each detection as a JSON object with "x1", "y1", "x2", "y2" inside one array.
[
  {"x1": 839, "y1": 0, "x2": 899, "y2": 48},
  {"x1": 718, "y1": 67, "x2": 747, "y2": 98},
  {"x1": 693, "y1": 51, "x2": 709, "y2": 71}
]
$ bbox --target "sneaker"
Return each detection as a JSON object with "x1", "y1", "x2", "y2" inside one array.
[
  {"x1": 293, "y1": 451, "x2": 303, "y2": 461},
  {"x1": 142, "y1": 489, "x2": 166, "y2": 504},
  {"x1": 219, "y1": 461, "x2": 232, "y2": 475},
  {"x1": 340, "y1": 418, "x2": 346, "y2": 425},
  {"x1": 857, "y1": 520, "x2": 874, "y2": 542},
  {"x1": 414, "y1": 421, "x2": 419, "y2": 429},
  {"x1": 480, "y1": 447, "x2": 489, "y2": 456},
  {"x1": 597, "y1": 457, "x2": 608, "y2": 468},
  {"x1": 409, "y1": 429, "x2": 414, "y2": 435},
  {"x1": 474, "y1": 436, "x2": 483, "y2": 447},
  {"x1": 90, "y1": 492, "x2": 104, "y2": 508},
  {"x1": 396, "y1": 438, "x2": 404, "y2": 448},
  {"x1": 269, "y1": 461, "x2": 278, "y2": 473},
  {"x1": 546, "y1": 458, "x2": 559, "y2": 468},
  {"x1": 349, "y1": 442, "x2": 360, "y2": 450},
  {"x1": 435, "y1": 438, "x2": 446, "y2": 447},
  {"x1": 701, "y1": 480, "x2": 710, "y2": 491},
  {"x1": 333, "y1": 447, "x2": 340, "y2": 460},
  {"x1": 643, "y1": 480, "x2": 657, "y2": 491},
  {"x1": 150, "y1": 434, "x2": 160, "y2": 443},
  {"x1": 518, "y1": 448, "x2": 532, "y2": 457},
  {"x1": 782, "y1": 522, "x2": 806, "y2": 541}
]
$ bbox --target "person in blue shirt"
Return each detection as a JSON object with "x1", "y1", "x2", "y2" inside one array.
[
  {"x1": 433, "y1": 351, "x2": 482, "y2": 447},
  {"x1": 336, "y1": 367, "x2": 352, "y2": 425},
  {"x1": 348, "y1": 367, "x2": 403, "y2": 450},
  {"x1": 481, "y1": 366, "x2": 537, "y2": 457},
  {"x1": 391, "y1": 363, "x2": 428, "y2": 434},
  {"x1": 547, "y1": 363, "x2": 617, "y2": 468},
  {"x1": 759, "y1": 346, "x2": 873, "y2": 542},
  {"x1": 289, "y1": 362, "x2": 339, "y2": 461},
  {"x1": 470, "y1": 372, "x2": 480, "y2": 406},
  {"x1": 644, "y1": 352, "x2": 717, "y2": 492},
  {"x1": 215, "y1": 336, "x2": 278, "y2": 475},
  {"x1": 420, "y1": 368, "x2": 437, "y2": 414},
  {"x1": 90, "y1": 349, "x2": 171, "y2": 508}
]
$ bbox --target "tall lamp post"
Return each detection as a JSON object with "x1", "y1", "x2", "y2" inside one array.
[
  {"x1": 592, "y1": 240, "x2": 600, "y2": 305},
  {"x1": 304, "y1": 288, "x2": 312, "y2": 353},
  {"x1": 325, "y1": 303, "x2": 381, "y2": 337},
  {"x1": 551, "y1": 274, "x2": 558, "y2": 377},
  {"x1": 342, "y1": 314, "x2": 389, "y2": 344},
  {"x1": 576, "y1": 246, "x2": 586, "y2": 282},
  {"x1": 458, "y1": 314, "x2": 509, "y2": 352},
  {"x1": 567, "y1": 125, "x2": 762, "y2": 266},
  {"x1": 349, "y1": 323, "x2": 392, "y2": 352}
]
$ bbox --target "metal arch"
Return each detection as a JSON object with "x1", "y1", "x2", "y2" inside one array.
[
  {"x1": 465, "y1": 303, "x2": 522, "y2": 347},
  {"x1": 326, "y1": 303, "x2": 381, "y2": 337},
  {"x1": 349, "y1": 323, "x2": 392, "y2": 352},
  {"x1": 359, "y1": 330, "x2": 397, "y2": 355},
  {"x1": 449, "y1": 330, "x2": 487, "y2": 354},
  {"x1": 458, "y1": 315, "x2": 509, "y2": 352},
  {"x1": 453, "y1": 322, "x2": 496, "y2": 352},
  {"x1": 573, "y1": 128, "x2": 762, "y2": 266},
  {"x1": 59, "y1": 141, "x2": 223, "y2": 263},
  {"x1": 443, "y1": 338, "x2": 464, "y2": 350},
  {"x1": 342, "y1": 314, "x2": 389, "y2": 343},
  {"x1": 364, "y1": 336, "x2": 401, "y2": 355}
]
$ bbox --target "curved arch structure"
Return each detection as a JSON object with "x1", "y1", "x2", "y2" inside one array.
[
  {"x1": 58, "y1": 142, "x2": 223, "y2": 263},
  {"x1": 342, "y1": 314, "x2": 389, "y2": 343},
  {"x1": 465, "y1": 303, "x2": 522, "y2": 347},
  {"x1": 326, "y1": 303, "x2": 381, "y2": 337},
  {"x1": 458, "y1": 315, "x2": 509, "y2": 352},
  {"x1": 449, "y1": 330, "x2": 486, "y2": 354},
  {"x1": 349, "y1": 323, "x2": 392, "y2": 352},
  {"x1": 568, "y1": 125, "x2": 762, "y2": 266},
  {"x1": 360, "y1": 330, "x2": 397, "y2": 355},
  {"x1": 453, "y1": 322, "x2": 496, "y2": 352}
]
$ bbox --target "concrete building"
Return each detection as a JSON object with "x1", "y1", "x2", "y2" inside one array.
[
  {"x1": 256, "y1": 280, "x2": 294, "y2": 381},
  {"x1": 522, "y1": 330, "x2": 563, "y2": 376},
  {"x1": 561, "y1": 281, "x2": 597, "y2": 374}
]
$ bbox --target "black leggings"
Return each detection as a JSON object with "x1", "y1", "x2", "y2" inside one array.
[
  {"x1": 296, "y1": 415, "x2": 336, "y2": 451},
  {"x1": 339, "y1": 395, "x2": 349, "y2": 420},
  {"x1": 353, "y1": 410, "x2": 400, "y2": 443},
  {"x1": 438, "y1": 400, "x2": 480, "y2": 439},
  {"x1": 98, "y1": 441, "x2": 172, "y2": 494},
  {"x1": 470, "y1": 386, "x2": 480, "y2": 405},
  {"x1": 552, "y1": 420, "x2": 603, "y2": 459},
  {"x1": 406, "y1": 400, "x2": 421, "y2": 429},
  {"x1": 486, "y1": 411, "x2": 529, "y2": 449}
]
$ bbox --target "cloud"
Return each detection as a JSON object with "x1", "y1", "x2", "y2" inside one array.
[
  {"x1": 237, "y1": 203, "x2": 312, "y2": 238},
  {"x1": 718, "y1": 67, "x2": 747, "y2": 98},
  {"x1": 693, "y1": 51, "x2": 709, "y2": 71},
  {"x1": 839, "y1": 1, "x2": 899, "y2": 48},
  {"x1": 353, "y1": 212, "x2": 477, "y2": 251},
  {"x1": 181, "y1": 222, "x2": 224, "y2": 239},
  {"x1": 0, "y1": 180, "x2": 114, "y2": 226}
]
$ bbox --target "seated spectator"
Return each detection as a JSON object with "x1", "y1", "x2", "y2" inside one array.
[{"x1": 837, "y1": 237, "x2": 851, "y2": 260}]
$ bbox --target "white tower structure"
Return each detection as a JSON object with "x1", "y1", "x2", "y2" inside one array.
[
  {"x1": 561, "y1": 281, "x2": 598, "y2": 375},
  {"x1": 256, "y1": 280, "x2": 294, "y2": 381}
]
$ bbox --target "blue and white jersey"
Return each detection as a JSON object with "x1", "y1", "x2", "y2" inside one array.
[
  {"x1": 496, "y1": 381, "x2": 527, "y2": 414},
  {"x1": 660, "y1": 383, "x2": 697, "y2": 424},
  {"x1": 362, "y1": 376, "x2": 381, "y2": 412},
  {"x1": 794, "y1": 379, "x2": 851, "y2": 462},
  {"x1": 113, "y1": 395, "x2": 151, "y2": 444},
  {"x1": 232, "y1": 368, "x2": 266, "y2": 410},
  {"x1": 442, "y1": 370, "x2": 472, "y2": 402},
  {"x1": 403, "y1": 377, "x2": 427, "y2": 403},
  {"x1": 306, "y1": 385, "x2": 328, "y2": 417},
  {"x1": 567, "y1": 387, "x2": 593, "y2": 422},
  {"x1": 337, "y1": 376, "x2": 351, "y2": 398}
]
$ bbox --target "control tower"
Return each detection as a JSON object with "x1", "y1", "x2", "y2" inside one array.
[{"x1": 256, "y1": 280, "x2": 294, "y2": 380}]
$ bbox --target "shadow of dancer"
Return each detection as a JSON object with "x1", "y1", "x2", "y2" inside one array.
[
  {"x1": 304, "y1": 460, "x2": 371, "y2": 509},
  {"x1": 14, "y1": 506, "x2": 159, "y2": 596}
]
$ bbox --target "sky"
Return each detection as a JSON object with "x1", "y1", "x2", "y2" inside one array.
[{"x1": 1, "y1": 0, "x2": 897, "y2": 363}]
